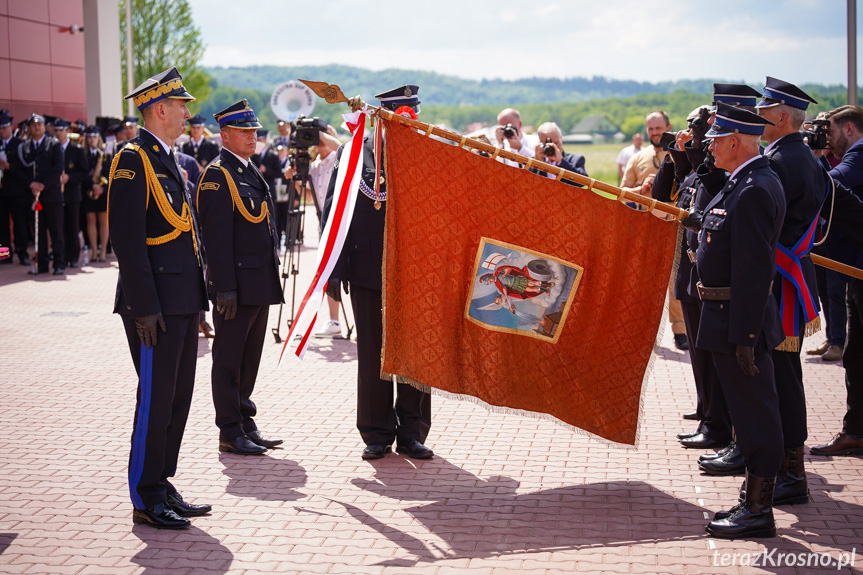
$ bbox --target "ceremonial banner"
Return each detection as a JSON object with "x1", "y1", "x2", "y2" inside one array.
[{"x1": 380, "y1": 120, "x2": 678, "y2": 445}]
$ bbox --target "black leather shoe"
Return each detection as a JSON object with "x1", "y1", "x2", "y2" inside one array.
[
  {"x1": 361, "y1": 443, "x2": 391, "y2": 460},
  {"x1": 132, "y1": 502, "x2": 190, "y2": 529},
  {"x1": 676, "y1": 430, "x2": 700, "y2": 440},
  {"x1": 700, "y1": 441, "x2": 735, "y2": 463},
  {"x1": 247, "y1": 429, "x2": 283, "y2": 449},
  {"x1": 396, "y1": 439, "x2": 434, "y2": 460},
  {"x1": 53, "y1": 267, "x2": 65, "y2": 275},
  {"x1": 680, "y1": 433, "x2": 725, "y2": 449},
  {"x1": 682, "y1": 411, "x2": 699, "y2": 421},
  {"x1": 219, "y1": 435, "x2": 267, "y2": 455},
  {"x1": 167, "y1": 492, "x2": 212, "y2": 517},
  {"x1": 699, "y1": 443, "x2": 745, "y2": 475},
  {"x1": 706, "y1": 471, "x2": 776, "y2": 539},
  {"x1": 674, "y1": 333, "x2": 689, "y2": 350}
]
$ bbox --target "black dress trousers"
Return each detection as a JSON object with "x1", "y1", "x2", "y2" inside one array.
[
  {"x1": 36, "y1": 201, "x2": 64, "y2": 271},
  {"x1": 680, "y1": 298, "x2": 732, "y2": 443},
  {"x1": 843, "y1": 279, "x2": 863, "y2": 437},
  {"x1": 350, "y1": 284, "x2": 430, "y2": 446},
  {"x1": 211, "y1": 304, "x2": 269, "y2": 441},
  {"x1": 712, "y1": 339, "x2": 784, "y2": 478},
  {"x1": 122, "y1": 313, "x2": 199, "y2": 509}
]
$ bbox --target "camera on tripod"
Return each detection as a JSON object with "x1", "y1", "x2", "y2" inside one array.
[
  {"x1": 288, "y1": 116, "x2": 328, "y2": 177},
  {"x1": 802, "y1": 119, "x2": 830, "y2": 150}
]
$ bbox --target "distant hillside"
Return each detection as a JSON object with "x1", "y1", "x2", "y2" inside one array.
[
  {"x1": 196, "y1": 65, "x2": 854, "y2": 136},
  {"x1": 205, "y1": 64, "x2": 849, "y2": 108}
]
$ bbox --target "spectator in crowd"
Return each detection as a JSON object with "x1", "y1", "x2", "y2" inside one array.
[
  {"x1": 495, "y1": 108, "x2": 538, "y2": 167},
  {"x1": 0, "y1": 111, "x2": 30, "y2": 265},
  {"x1": 22, "y1": 113, "x2": 65, "y2": 275},
  {"x1": 273, "y1": 120, "x2": 291, "y2": 148},
  {"x1": 122, "y1": 115, "x2": 139, "y2": 142},
  {"x1": 621, "y1": 110, "x2": 687, "y2": 350},
  {"x1": 528, "y1": 122, "x2": 588, "y2": 184},
  {"x1": 54, "y1": 118, "x2": 88, "y2": 268},
  {"x1": 81, "y1": 126, "x2": 110, "y2": 263},
  {"x1": 181, "y1": 115, "x2": 220, "y2": 170},
  {"x1": 811, "y1": 104, "x2": 863, "y2": 456},
  {"x1": 616, "y1": 132, "x2": 643, "y2": 182}
]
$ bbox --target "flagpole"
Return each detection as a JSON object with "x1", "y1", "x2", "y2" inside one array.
[{"x1": 299, "y1": 80, "x2": 863, "y2": 282}]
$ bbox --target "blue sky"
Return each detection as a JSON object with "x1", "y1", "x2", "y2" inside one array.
[{"x1": 188, "y1": 0, "x2": 859, "y2": 85}]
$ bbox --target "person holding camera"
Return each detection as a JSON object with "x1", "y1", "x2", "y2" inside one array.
[
  {"x1": 810, "y1": 105, "x2": 863, "y2": 456},
  {"x1": 195, "y1": 99, "x2": 284, "y2": 456},
  {"x1": 528, "y1": 122, "x2": 587, "y2": 184},
  {"x1": 323, "y1": 85, "x2": 433, "y2": 461},
  {"x1": 284, "y1": 124, "x2": 344, "y2": 337},
  {"x1": 495, "y1": 108, "x2": 538, "y2": 167}
]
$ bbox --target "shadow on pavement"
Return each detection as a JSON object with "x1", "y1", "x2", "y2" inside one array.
[
  {"x1": 219, "y1": 452, "x2": 307, "y2": 501},
  {"x1": 0, "y1": 532, "x2": 17, "y2": 555},
  {"x1": 346, "y1": 455, "x2": 709, "y2": 566},
  {"x1": 132, "y1": 524, "x2": 232, "y2": 574}
]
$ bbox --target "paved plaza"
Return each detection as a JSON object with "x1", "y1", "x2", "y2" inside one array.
[{"x1": 1, "y1": 228, "x2": 862, "y2": 574}]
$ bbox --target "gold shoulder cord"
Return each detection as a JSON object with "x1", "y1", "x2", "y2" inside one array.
[
  {"x1": 107, "y1": 143, "x2": 200, "y2": 264},
  {"x1": 216, "y1": 165, "x2": 271, "y2": 232}
]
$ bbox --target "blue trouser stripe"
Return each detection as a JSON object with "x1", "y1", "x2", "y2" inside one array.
[{"x1": 129, "y1": 343, "x2": 153, "y2": 509}]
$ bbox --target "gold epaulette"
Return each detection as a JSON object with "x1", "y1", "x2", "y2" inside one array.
[
  {"x1": 107, "y1": 142, "x2": 200, "y2": 264},
  {"x1": 197, "y1": 162, "x2": 270, "y2": 229}
]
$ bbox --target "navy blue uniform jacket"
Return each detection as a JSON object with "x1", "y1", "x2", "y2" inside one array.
[
  {"x1": 696, "y1": 156, "x2": 786, "y2": 352},
  {"x1": 108, "y1": 129, "x2": 207, "y2": 317},
  {"x1": 18, "y1": 136, "x2": 64, "y2": 204},
  {"x1": 195, "y1": 148, "x2": 283, "y2": 306},
  {"x1": 323, "y1": 135, "x2": 386, "y2": 291}
]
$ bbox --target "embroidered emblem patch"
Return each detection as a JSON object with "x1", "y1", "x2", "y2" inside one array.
[
  {"x1": 113, "y1": 169, "x2": 135, "y2": 180},
  {"x1": 152, "y1": 145, "x2": 160, "y2": 152},
  {"x1": 200, "y1": 182, "x2": 219, "y2": 191},
  {"x1": 465, "y1": 238, "x2": 583, "y2": 344}
]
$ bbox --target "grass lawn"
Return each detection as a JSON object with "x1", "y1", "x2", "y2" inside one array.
[{"x1": 568, "y1": 142, "x2": 626, "y2": 187}]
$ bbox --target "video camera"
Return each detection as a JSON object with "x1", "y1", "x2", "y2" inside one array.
[
  {"x1": 291, "y1": 116, "x2": 328, "y2": 148},
  {"x1": 802, "y1": 119, "x2": 830, "y2": 150},
  {"x1": 288, "y1": 116, "x2": 328, "y2": 176}
]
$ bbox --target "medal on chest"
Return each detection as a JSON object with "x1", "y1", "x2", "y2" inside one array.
[{"x1": 706, "y1": 232, "x2": 712, "y2": 243}]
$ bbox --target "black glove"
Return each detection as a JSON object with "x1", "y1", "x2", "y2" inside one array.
[
  {"x1": 690, "y1": 107, "x2": 711, "y2": 149},
  {"x1": 135, "y1": 313, "x2": 166, "y2": 348},
  {"x1": 735, "y1": 345, "x2": 759, "y2": 376},
  {"x1": 680, "y1": 210, "x2": 703, "y2": 232},
  {"x1": 216, "y1": 290, "x2": 238, "y2": 321}
]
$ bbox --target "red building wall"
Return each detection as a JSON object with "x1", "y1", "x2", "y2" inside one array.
[{"x1": 0, "y1": 0, "x2": 87, "y2": 126}]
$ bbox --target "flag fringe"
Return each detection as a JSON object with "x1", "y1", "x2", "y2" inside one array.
[{"x1": 385, "y1": 372, "x2": 642, "y2": 451}]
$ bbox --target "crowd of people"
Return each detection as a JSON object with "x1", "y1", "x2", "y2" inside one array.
[{"x1": 3, "y1": 66, "x2": 863, "y2": 543}]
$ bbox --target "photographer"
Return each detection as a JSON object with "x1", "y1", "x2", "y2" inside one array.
[
  {"x1": 528, "y1": 122, "x2": 587, "y2": 184},
  {"x1": 811, "y1": 104, "x2": 863, "y2": 456},
  {"x1": 495, "y1": 107, "x2": 538, "y2": 167}
]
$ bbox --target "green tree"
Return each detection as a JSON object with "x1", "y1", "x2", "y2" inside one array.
[{"x1": 119, "y1": 0, "x2": 210, "y2": 113}]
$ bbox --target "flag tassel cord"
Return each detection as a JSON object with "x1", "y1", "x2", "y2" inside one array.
[{"x1": 299, "y1": 79, "x2": 863, "y2": 282}]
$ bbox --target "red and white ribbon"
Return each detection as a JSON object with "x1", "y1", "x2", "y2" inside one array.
[{"x1": 278, "y1": 110, "x2": 367, "y2": 365}]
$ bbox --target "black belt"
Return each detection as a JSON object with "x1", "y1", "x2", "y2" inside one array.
[{"x1": 697, "y1": 282, "x2": 730, "y2": 301}]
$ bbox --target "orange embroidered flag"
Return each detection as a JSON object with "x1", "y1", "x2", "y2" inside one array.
[{"x1": 381, "y1": 120, "x2": 678, "y2": 445}]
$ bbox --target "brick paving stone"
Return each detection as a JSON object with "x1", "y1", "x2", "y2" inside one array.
[{"x1": 2, "y1": 228, "x2": 863, "y2": 574}]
